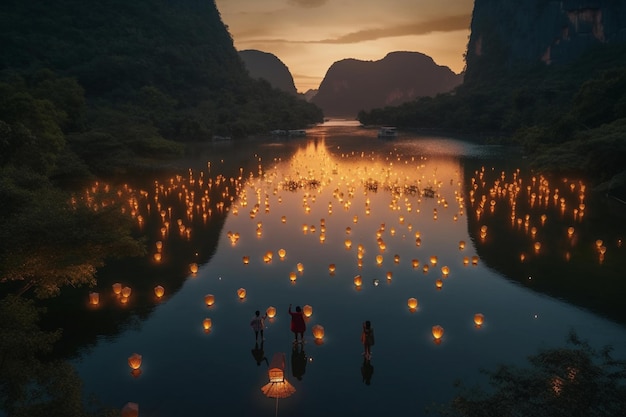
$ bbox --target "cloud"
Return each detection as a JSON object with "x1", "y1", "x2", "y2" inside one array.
[
  {"x1": 287, "y1": 0, "x2": 328, "y2": 8},
  {"x1": 315, "y1": 14, "x2": 471, "y2": 44}
]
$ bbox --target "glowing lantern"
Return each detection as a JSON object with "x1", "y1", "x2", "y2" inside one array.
[
  {"x1": 423, "y1": 264, "x2": 429, "y2": 273},
  {"x1": 441, "y1": 266, "x2": 450, "y2": 277},
  {"x1": 329, "y1": 264, "x2": 336, "y2": 273},
  {"x1": 89, "y1": 292, "x2": 99, "y2": 305},
  {"x1": 266, "y1": 306, "x2": 277, "y2": 318},
  {"x1": 303, "y1": 305, "x2": 313, "y2": 318},
  {"x1": 204, "y1": 294, "x2": 215, "y2": 306},
  {"x1": 296, "y1": 263, "x2": 304, "y2": 273},
  {"x1": 432, "y1": 325, "x2": 444, "y2": 343},
  {"x1": 112, "y1": 283, "x2": 122, "y2": 295},
  {"x1": 344, "y1": 239, "x2": 352, "y2": 249},
  {"x1": 155, "y1": 241, "x2": 163, "y2": 251},
  {"x1": 154, "y1": 285, "x2": 165, "y2": 298},
  {"x1": 242, "y1": 256, "x2": 250, "y2": 265},
  {"x1": 459, "y1": 240, "x2": 466, "y2": 250},
  {"x1": 520, "y1": 253, "x2": 526, "y2": 262},
  {"x1": 435, "y1": 279, "x2": 443, "y2": 289},
  {"x1": 567, "y1": 227, "x2": 575, "y2": 237},
  {"x1": 237, "y1": 288, "x2": 246, "y2": 300},
  {"x1": 190, "y1": 263, "x2": 199, "y2": 274},
  {"x1": 353, "y1": 275, "x2": 363, "y2": 287},
  {"x1": 474, "y1": 313, "x2": 485, "y2": 327},
  {"x1": 121, "y1": 286, "x2": 132, "y2": 298},
  {"x1": 407, "y1": 297, "x2": 418, "y2": 310},
  {"x1": 429, "y1": 255, "x2": 438, "y2": 266},
  {"x1": 278, "y1": 248, "x2": 286, "y2": 259},
  {"x1": 376, "y1": 255, "x2": 383, "y2": 265},
  {"x1": 394, "y1": 254, "x2": 400, "y2": 264},
  {"x1": 153, "y1": 253, "x2": 162, "y2": 262},
  {"x1": 312, "y1": 324, "x2": 325, "y2": 342},
  {"x1": 471, "y1": 256, "x2": 479, "y2": 265},
  {"x1": 534, "y1": 242, "x2": 541, "y2": 253},
  {"x1": 411, "y1": 259, "x2": 419, "y2": 268},
  {"x1": 202, "y1": 318, "x2": 212, "y2": 332},
  {"x1": 128, "y1": 353, "x2": 142, "y2": 371},
  {"x1": 386, "y1": 271, "x2": 393, "y2": 280},
  {"x1": 463, "y1": 256, "x2": 470, "y2": 265},
  {"x1": 121, "y1": 402, "x2": 139, "y2": 417},
  {"x1": 289, "y1": 272, "x2": 297, "y2": 282}
]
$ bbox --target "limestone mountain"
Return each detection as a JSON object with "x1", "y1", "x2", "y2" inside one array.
[
  {"x1": 239, "y1": 49, "x2": 298, "y2": 95},
  {"x1": 311, "y1": 51, "x2": 463, "y2": 117}
]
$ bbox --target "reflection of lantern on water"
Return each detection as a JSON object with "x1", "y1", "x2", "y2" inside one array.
[
  {"x1": 289, "y1": 272, "x2": 297, "y2": 283},
  {"x1": 353, "y1": 275, "x2": 363, "y2": 287},
  {"x1": 376, "y1": 255, "x2": 383, "y2": 265},
  {"x1": 474, "y1": 313, "x2": 485, "y2": 327},
  {"x1": 278, "y1": 248, "x2": 286, "y2": 260},
  {"x1": 266, "y1": 306, "x2": 277, "y2": 318},
  {"x1": 190, "y1": 263, "x2": 199, "y2": 274},
  {"x1": 89, "y1": 292, "x2": 99, "y2": 305},
  {"x1": 296, "y1": 263, "x2": 304, "y2": 273},
  {"x1": 412, "y1": 259, "x2": 419, "y2": 268},
  {"x1": 154, "y1": 286, "x2": 165, "y2": 298},
  {"x1": 128, "y1": 353, "x2": 142, "y2": 376},
  {"x1": 204, "y1": 294, "x2": 215, "y2": 306},
  {"x1": 312, "y1": 324, "x2": 325, "y2": 343},
  {"x1": 459, "y1": 240, "x2": 465, "y2": 250},
  {"x1": 121, "y1": 287, "x2": 132, "y2": 298},
  {"x1": 202, "y1": 318, "x2": 212, "y2": 332},
  {"x1": 432, "y1": 325, "x2": 444, "y2": 344},
  {"x1": 386, "y1": 271, "x2": 393, "y2": 280},
  {"x1": 303, "y1": 305, "x2": 313, "y2": 318},
  {"x1": 237, "y1": 288, "x2": 246, "y2": 300},
  {"x1": 243, "y1": 256, "x2": 250, "y2": 265},
  {"x1": 407, "y1": 297, "x2": 418, "y2": 310},
  {"x1": 329, "y1": 264, "x2": 336, "y2": 274},
  {"x1": 429, "y1": 256, "x2": 438, "y2": 266},
  {"x1": 435, "y1": 279, "x2": 443, "y2": 289},
  {"x1": 112, "y1": 283, "x2": 122, "y2": 295},
  {"x1": 441, "y1": 266, "x2": 450, "y2": 277}
]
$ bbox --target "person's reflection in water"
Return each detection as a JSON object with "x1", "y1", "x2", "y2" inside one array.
[
  {"x1": 252, "y1": 341, "x2": 268, "y2": 366},
  {"x1": 361, "y1": 358, "x2": 374, "y2": 385},
  {"x1": 291, "y1": 343, "x2": 307, "y2": 380}
]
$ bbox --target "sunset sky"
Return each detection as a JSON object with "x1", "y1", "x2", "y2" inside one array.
[{"x1": 214, "y1": 0, "x2": 474, "y2": 93}]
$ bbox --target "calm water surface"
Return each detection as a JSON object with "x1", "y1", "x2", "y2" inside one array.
[{"x1": 71, "y1": 121, "x2": 626, "y2": 417}]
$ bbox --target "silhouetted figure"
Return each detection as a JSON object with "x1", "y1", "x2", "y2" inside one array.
[
  {"x1": 250, "y1": 310, "x2": 267, "y2": 342},
  {"x1": 288, "y1": 304, "x2": 306, "y2": 344},
  {"x1": 251, "y1": 341, "x2": 268, "y2": 366},
  {"x1": 361, "y1": 358, "x2": 374, "y2": 385},
  {"x1": 361, "y1": 320, "x2": 375, "y2": 359},
  {"x1": 291, "y1": 343, "x2": 307, "y2": 381}
]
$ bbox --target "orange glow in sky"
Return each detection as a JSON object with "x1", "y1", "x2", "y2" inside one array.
[{"x1": 215, "y1": 0, "x2": 474, "y2": 93}]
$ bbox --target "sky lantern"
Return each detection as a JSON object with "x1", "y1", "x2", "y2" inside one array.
[
  {"x1": 203, "y1": 318, "x2": 212, "y2": 333},
  {"x1": 204, "y1": 294, "x2": 215, "y2": 307},
  {"x1": 329, "y1": 264, "x2": 336, "y2": 274},
  {"x1": 190, "y1": 263, "x2": 199, "y2": 274},
  {"x1": 128, "y1": 353, "x2": 142, "y2": 376},
  {"x1": 121, "y1": 286, "x2": 132, "y2": 298},
  {"x1": 474, "y1": 313, "x2": 485, "y2": 327},
  {"x1": 266, "y1": 306, "x2": 277, "y2": 319},
  {"x1": 459, "y1": 240, "x2": 466, "y2": 250},
  {"x1": 386, "y1": 271, "x2": 393, "y2": 281},
  {"x1": 354, "y1": 275, "x2": 363, "y2": 287},
  {"x1": 312, "y1": 324, "x2": 325, "y2": 344},
  {"x1": 471, "y1": 256, "x2": 479, "y2": 265},
  {"x1": 296, "y1": 262, "x2": 304, "y2": 273},
  {"x1": 243, "y1": 255, "x2": 250, "y2": 265},
  {"x1": 376, "y1": 255, "x2": 383, "y2": 265},
  {"x1": 303, "y1": 305, "x2": 313, "y2": 318},
  {"x1": 344, "y1": 239, "x2": 352, "y2": 249},
  {"x1": 394, "y1": 254, "x2": 400, "y2": 263},
  {"x1": 237, "y1": 288, "x2": 247, "y2": 300},
  {"x1": 412, "y1": 259, "x2": 419, "y2": 268},
  {"x1": 429, "y1": 255, "x2": 438, "y2": 266},
  {"x1": 154, "y1": 285, "x2": 165, "y2": 298},
  {"x1": 423, "y1": 264, "x2": 429, "y2": 273},
  {"x1": 153, "y1": 252, "x2": 162, "y2": 262},
  {"x1": 463, "y1": 256, "x2": 470, "y2": 265},
  {"x1": 567, "y1": 227, "x2": 575, "y2": 238},
  {"x1": 278, "y1": 248, "x2": 287, "y2": 259},
  {"x1": 155, "y1": 240, "x2": 163, "y2": 252},
  {"x1": 407, "y1": 297, "x2": 418, "y2": 310},
  {"x1": 441, "y1": 266, "x2": 450, "y2": 277},
  {"x1": 435, "y1": 279, "x2": 443, "y2": 289},
  {"x1": 289, "y1": 272, "x2": 297, "y2": 283},
  {"x1": 112, "y1": 283, "x2": 122, "y2": 295},
  {"x1": 432, "y1": 325, "x2": 444, "y2": 344},
  {"x1": 534, "y1": 242, "x2": 541, "y2": 253},
  {"x1": 89, "y1": 292, "x2": 99, "y2": 306}
]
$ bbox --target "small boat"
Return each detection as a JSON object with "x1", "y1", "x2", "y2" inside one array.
[{"x1": 377, "y1": 126, "x2": 398, "y2": 138}]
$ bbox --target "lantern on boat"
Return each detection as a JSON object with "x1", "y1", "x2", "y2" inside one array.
[
  {"x1": 237, "y1": 288, "x2": 246, "y2": 300},
  {"x1": 474, "y1": 313, "x2": 485, "y2": 327},
  {"x1": 432, "y1": 325, "x2": 444, "y2": 344},
  {"x1": 89, "y1": 292, "x2": 99, "y2": 305},
  {"x1": 154, "y1": 285, "x2": 165, "y2": 298},
  {"x1": 266, "y1": 306, "x2": 277, "y2": 319},
  {"x1": 204, "y1": 294, "x2": 215, "y2": 306},
  {"x1": 303, "y1": 305, "x2": 313, "y2": 318}
]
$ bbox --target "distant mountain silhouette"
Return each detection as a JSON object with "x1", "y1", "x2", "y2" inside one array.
[
  {"x1": 303, "y1": 89, "x2": 318, "y2": 102},
  {"x1": 312, "y1": 51, "x2": 463, "y2": 117},
  {"x1": 239, "y1": 49, "x2": 298, "y2": 95}
]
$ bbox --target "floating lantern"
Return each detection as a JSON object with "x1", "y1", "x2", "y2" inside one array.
[
  {"x1": 394, "y1": 254, "x2": 400, "y2": 263},
  {"x1": 312, "y1": 324, "x2": 325, "y2": 342},
  {"x1": 237, "y1": 288, "x2": 246, "y2": 300},
  {"x1": 567, "y1": 227, "x2": 575, "y2": 237},
  {"x1": 89, "y1": 292, "x2": 99, "y2": 305},
  {"x1": 471, "y1": 256, "x2": 479, "y2": 265},
  {"x1": 329, "y1": 264, "x2": 336, "y2": 273},
  {"x1": 154, "y1": 285, "x2": 165, "y2": 298},
  {"x1": 459, "y1": 241, "x2": 466, "y2": 250},
  {"x1": 463, "y1": 256, "x2": 469, "y2": 265},
  {"x1": 423, "y1": 264, "x2": 429, "y2": 273},
  {"x1": 407, "y1": 297, "x2": 418, "y2": 310},
  {"x1": 441, "y1": 266, "x2": 450, "y2": 277},
  {"x1": 386, "y1": 271, "x2": 393, "y2": 280},
  {"x1": 520, "y1": 253, "x2": 526, "y2": 262},
  {"x1": 153, "y1": 253, "x2": 162, "y2": 262},
  {"x1": 289, "y1": 272, "x2": 297, "y2": 282},
  {"x1": 432, "y1": 325, "x2": 444, "y2": 343},
  {"x1": 242, "y1": 256, "x2": 250, "y2": 265},
  {"x1": 303, "y1": 304, "x2": 313, "y2": 318},
  {"x1": 281, "y1": 215, "x2": 287, "y2": 223},
  {"x1": 128, "y1": 353, "x2": 142, "y2": 371},
  {"x1": 474, "y1": 313, "x2": 485, "y2": 327},
  {"x1": 429, "y1": 255, "x2": 438, "y2": 266},
  {"x1": 112, "y1": 283, "x2": 122, "y2": 295},
  {"x1": 595, "y1": 239, "x2": 603, "y2": 249},
  {"x1": 190, "y1": 263, "x2": 199, "y2": 274},
  {"x1": 278, "y1": 248, "x2": 286, "y2": 259},
  {"x1": 296, "y1": 263, "x2": 304, "y2": 273},
  {"x1": 121, "y1": 286, "x2": 132, "y2": 298},
  {"x1": 155, "y1": 241, "x2": 163, "y2": 252},
  {"x1": 344, "y1": 239, "x2": 352, "y2": 249},
  {"x1": 202, "y1": 318, "x2": 212, "y2": 332},
  {"x1": 534, "y1": 242, "x2": 541, "y2": 253},
  {"x1": 204, "y1": 294, "x2": 215, "y2": 306},
  {"x1": 266, "y1": 306, "x2": 277, "y2": 319},
  {"x1": 376, "y1": 255, "x2": 383, "y2": 265},
  {"x1": 435, "y1": 279, "x2": 443, "y2": 289},
  {"x1": 353, "y1": 275, "x2": 363, "y2": 287}
]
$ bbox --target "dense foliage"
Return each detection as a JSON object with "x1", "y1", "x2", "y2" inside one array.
[{"x1": 358, "y1": 44, "x2": 626, "y2": 196}]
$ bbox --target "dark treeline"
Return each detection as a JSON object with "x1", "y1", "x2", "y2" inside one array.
[
  {"x1": 358, "y1": 43, "x2": 626, "y2": 198},
  {"x1": 0, "y1": 1, "x2": 321, "y2": 415}
]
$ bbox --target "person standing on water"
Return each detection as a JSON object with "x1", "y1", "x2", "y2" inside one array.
[
  {"x1": 361, "y1": 320, "x2": 375, "y2": 359},
  {"x1": 288, "y1": 304, "x2": 306, "y2": 344},
  {"x1": 250, "y1": 310, "x2": 267, "y2": 342}
]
